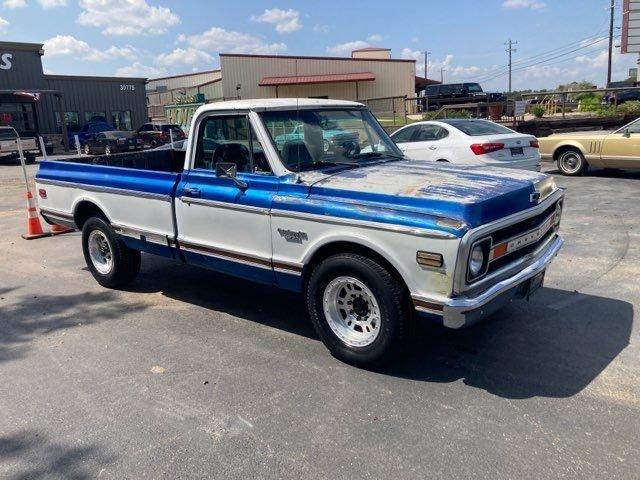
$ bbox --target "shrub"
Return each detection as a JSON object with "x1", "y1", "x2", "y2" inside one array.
[
  {"x1": 616, "y1": 100, "x2": 640, "y2": 115},
  {"x1": 532, "y1": 105, "x2": 545, "y2": 118}
]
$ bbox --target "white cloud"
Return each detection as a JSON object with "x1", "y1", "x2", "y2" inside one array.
[
  {"x1": 43, "y1": 35, "x2": 139, "y2": 62},
  {"x1": 313, "y1": 24, "x2": 330, "y2": 33},
  {"x1": 155, "y1": 47, "x2": 213, "y2": 67},
  {"x1": 38, "y1": 0, "x2": 68, "y2": 7},
  {"x1": 503, "y1": 0, "x2": 546, "y2": 9},
  {"x1": 326, "y1": 40, "x2": 370, "y2": 56},
  {"x1": 368, "y1": 33, "x2": 383, "y2": 42},
  {"x1": 77, "y1": 0, "x2": 180, "y2": 36},
  {"x1": 0, "y1": 16, "x2": 8, "y2": 33},
  {"x1": 251, "y1": 8, "x2": 301, "y2": 33},
  {"x1": 177, "y1": 27, "x2": 287, "y2": 55},
  {"x1": 3, "y1": 0, "x2": 27, "y2": 8},
  {"x1": 115, "y1": 61, "x2": 165, "y2": 77}
]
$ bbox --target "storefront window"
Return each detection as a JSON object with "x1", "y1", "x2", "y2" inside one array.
[
  {"x1": 54, "y1": 111, "x2": 80, "y2": 133},
  {"x1": 111, "y1": 110, "x2": 132, "y2": 131},
  {"x1": 85, "y1": 111, "x2": 107, "y2": 123},
  {"x1": 0, "y1": 102, "x2": 37, "y2": 134}
]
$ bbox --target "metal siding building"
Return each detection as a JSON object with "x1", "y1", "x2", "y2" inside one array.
[
  {"x1": 219, "y1": 53, "x2": 415, "y2": 102},
  {"x1": 0, "y1": 41, "x2": 147, "y2": 139}
]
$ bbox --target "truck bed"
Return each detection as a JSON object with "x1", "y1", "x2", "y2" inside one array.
[{"x1": 56, "y1": 149, "x2": 186, "y2": 173}]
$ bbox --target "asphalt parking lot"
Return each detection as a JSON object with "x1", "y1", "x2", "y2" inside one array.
[{"x1": 0, "y1": 160, "x2": 638, "y2": 479}]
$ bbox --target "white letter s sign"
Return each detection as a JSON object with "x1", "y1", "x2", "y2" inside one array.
[{"x1": 0, "y1": 53, "x2": 13, "y2": 70}]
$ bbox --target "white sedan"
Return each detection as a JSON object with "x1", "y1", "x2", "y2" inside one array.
[{"x1": 390, "y1": 119, "x2": 541, "y2": 171}]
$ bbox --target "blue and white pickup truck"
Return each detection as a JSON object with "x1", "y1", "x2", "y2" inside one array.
[{"x1": 35, "y1": 99, "x2": 564, "y2": 365}]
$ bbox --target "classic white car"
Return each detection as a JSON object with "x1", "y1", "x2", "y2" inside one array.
[
  {"x1": 35, "y1": 99, "x2": 563, "y2": 366},
  {"x1": 390, "y1": 119, "x2": 541, "y2": 171}
]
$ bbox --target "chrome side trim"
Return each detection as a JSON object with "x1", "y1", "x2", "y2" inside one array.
[
  {"x1": 453, "y1": 188, "x2": 564, "y2": 294},
  {"x1": 39, "y1": 207, "x2": 74, "y2": 219},
  {"x1": 179, "y1": 196, "x2": 270, "y2": 214},
  {"x1": 270, "y1": 209, "x2": 457, "y2": 240},
  {"x1": 36, "y1": 178, "x2": 172, "y2": 202},
  {"x1": 112, "y1": 224, "x2": 170, "y2": 245}
]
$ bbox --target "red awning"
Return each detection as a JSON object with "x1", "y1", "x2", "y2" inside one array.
[{"x1": 259, "y1": 72, "x2": 375, "y2": 87}]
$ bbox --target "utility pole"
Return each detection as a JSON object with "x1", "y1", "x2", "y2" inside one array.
[
  {"x1": 607, "y1": 0, "x2": 615, "y2": 87},
  {"x1": 423, "y1": 51, "x2": 431, "y2": 80},
  {"x1": 440, "y1": 68, "x2": 445, "y2": 83},
  {"x1": 505, "y1": 39, "x2": 517, "y2": 93}
]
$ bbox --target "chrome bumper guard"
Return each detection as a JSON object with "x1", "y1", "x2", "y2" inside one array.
[{"x1": 415, "y1": 235, "x2": 564, "y2": 329}]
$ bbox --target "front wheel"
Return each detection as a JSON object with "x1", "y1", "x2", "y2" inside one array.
[
  {"x1": 306, "y1": 253, "x2": 409, "y2": 366},
  {"x1": 82, "y1": 217, "x2": 141, "y2": 288},
  {"x1": 557, "y1": 149, "x2": 588, "y2": 176}
]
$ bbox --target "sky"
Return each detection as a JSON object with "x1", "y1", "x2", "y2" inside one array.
[{"x1": 0, "y1": 0, "x2": 637, "y2": 91}]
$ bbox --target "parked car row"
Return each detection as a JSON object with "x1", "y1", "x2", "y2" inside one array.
[{"x1": 66, "y1": 121, "x2": 186, "y2": 153}]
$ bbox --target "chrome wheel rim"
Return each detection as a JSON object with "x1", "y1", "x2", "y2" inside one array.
[
  {"x1": 560, "y1": 152, "x2": 581, "y2": 173},
  {"x1": 323, "y1": 276, "x2": 381, "y2": 347},
  {"x1": 105, "y1": 146, "x2": 111, "y2": 155},
  {"x1": 88, "y1": 230, "x2": 113, "y2": 275},
  {"x1": 84, "y1": 144, "x2": 90, "y2": 155}
]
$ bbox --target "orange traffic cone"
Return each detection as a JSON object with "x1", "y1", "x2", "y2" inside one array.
[
  {"x1": 50, "y1": 223, "x2": 74, "y2": 235},
  {"x1": 21, "y1": 191, "x2": 52, "y2": 240}
]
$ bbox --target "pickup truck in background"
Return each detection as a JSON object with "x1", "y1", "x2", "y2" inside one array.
[
  {"x1": 35, "y1": 99, "x2": 564, "y2": 365},
  {"x1": 0, "y1": 126, "x2": 39, "y2": 164}
]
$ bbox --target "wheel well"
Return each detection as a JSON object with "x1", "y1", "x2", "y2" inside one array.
[
  {"x1": 73, "y1": 201, "x2": 108, "y2": 229},
  {"x1": 436, "y1": 159, "x2": 450, "y2": 163},
  {"x1": 303, "y1": 241, "x2": 409, "y2": 294},
  {"x1": 553, "y1": 145, "x2": 583, "y2": 161}
]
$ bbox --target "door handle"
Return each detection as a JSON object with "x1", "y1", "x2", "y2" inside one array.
[
  {"x1": 183, "y1": 187, "x2": 201, "y2": 197},
  {"x1": 428, "y1": 146, "x2": 438, "y2": 150}
]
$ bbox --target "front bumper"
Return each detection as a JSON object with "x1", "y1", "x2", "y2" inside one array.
[{"x1": 414, "y1": 235, "x2": 564, "y2": 329}]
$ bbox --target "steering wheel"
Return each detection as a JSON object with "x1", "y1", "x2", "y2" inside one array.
[{"x1": 212, "y1": 143, "x2": 251, "y2": 172}]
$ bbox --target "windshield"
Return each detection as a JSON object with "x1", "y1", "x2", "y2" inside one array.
[
  {"x1": 259, "y1": 108, "x2": 403, "y2": 172},
  {"x1": 443, "y1": 119, "x2": 514, "y2": 136},
  {"x1": 0, "y1": 128, "x2": 17, "y2": 140},
  {"x1": 467, "y1": 83, "x2": 483, "y2": 93}
]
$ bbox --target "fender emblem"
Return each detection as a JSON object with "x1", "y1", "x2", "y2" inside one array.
[{"x1": 278, "y1": 228, "x2": 308, "y2": 243}]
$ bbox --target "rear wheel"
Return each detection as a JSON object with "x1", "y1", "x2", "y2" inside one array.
[
  {"x1": 82, "y1": 217, "x2": 140, "y2": 288},
  {"x1": 306, "y1": 253, "x2": 409, "y2": 366},
  {"x1": 83, "y1": 143, "x2": 91, "y2": 155},
  {"x1": 557, "y1": 149, "x2": 588, "y2": 176},
  {"x1": 104, "y1": 145, "x2": 112, "y2": 156}
]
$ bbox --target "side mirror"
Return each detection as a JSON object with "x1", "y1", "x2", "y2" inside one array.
[
  {"x1": 623, "y1": 128, "x2": 631, "y2": 138},
  {"x1": 216, "y1": 162, "x2": 248, "y2": 191}
]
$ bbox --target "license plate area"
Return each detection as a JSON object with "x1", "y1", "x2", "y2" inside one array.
[
  {"x1": 526, "y1": 270, "x2": 545, "y2": 299},
  {"x1": 511, "y1": 147, "x2": 524, "y2": 156}
]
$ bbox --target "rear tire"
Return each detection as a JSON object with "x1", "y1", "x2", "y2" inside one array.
[
  {"x1": 306, "y1": 253, "x2": 409, "y2": 366},
  {"x1": 83, "y1": 144, "x2": 91, "y2": 155},
  {"x1": 82, "y1": 217, "x2": 141, "y2": 288},
  {"x1": 557, "y1": 149, "x2": 588, "y2": 176}
]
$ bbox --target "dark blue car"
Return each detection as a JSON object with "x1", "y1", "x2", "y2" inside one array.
[{"x1": 67, "y1": 122, "x2": 116, "y2": 148}]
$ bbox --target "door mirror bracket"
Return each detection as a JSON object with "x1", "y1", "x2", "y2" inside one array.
[
  {"x1": 623, "y1": 128, "x2": 631, "y2": 138},
  {"x1": 216, "y1": 162, "x2": 248, "y2": 191}
]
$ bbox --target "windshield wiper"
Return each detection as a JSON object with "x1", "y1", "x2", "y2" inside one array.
[
  {"x1": 297, "y1": 159, "x2": 359, "y2": 171},
  {"x1": 352, "y1": 151, "x2": 404, "y2": 160}
]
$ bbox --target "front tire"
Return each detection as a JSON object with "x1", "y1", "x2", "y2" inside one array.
[
  {"x1": 82, "y1": 217, "x2": 141, "y2": 288},
  {"x1": 306, "y1": 253, "x2": 409, "y2": 366},
  {"x1": 557, "y1": 149, "x2": 588, "y2": 176}
]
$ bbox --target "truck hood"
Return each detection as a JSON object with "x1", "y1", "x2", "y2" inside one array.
[{"x1": 305, "y1": 160, "x2": 551, "y2": 229}]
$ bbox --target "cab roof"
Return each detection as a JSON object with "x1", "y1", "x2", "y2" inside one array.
[{"x1": 197, "y1": 98, "x2": 364, "y2": 113}]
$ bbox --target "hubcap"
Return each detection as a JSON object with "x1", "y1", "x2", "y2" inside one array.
[
  {"x1": 560, "y1": 152, "x2": 580, "y2": 173},
  {"x1": 88, "y1": 230, "x2": 113, "y2": 275},
  {"x1": 323, "y1": 276, "x2": 381, "y2": 347},
  {"x1": 105, "y1": 146, "x2": 111, "y2": 155}
]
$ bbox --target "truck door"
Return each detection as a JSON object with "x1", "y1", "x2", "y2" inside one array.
[
  {"x1": 175, "y1": 112, "x2": 278, "y2": 285},
  {"x1": 601, "y1": 119, "x2": 640, "y2": 169}
]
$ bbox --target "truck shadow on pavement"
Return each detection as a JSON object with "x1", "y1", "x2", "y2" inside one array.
[
  {"x1": 131, "y1": 255, "x2": 633, "y2": 400},
  {"x1": 0, "y1": 430, "x2": 115, "y2": 479},
  {"x1": 385, "y1": 287, "x2": 633, "y2": 399},
  {"x1": 0, "y1": 288, "x2": 148, "y2": 364}
]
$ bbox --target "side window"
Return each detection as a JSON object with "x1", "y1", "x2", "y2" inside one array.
[
  {"x1": 425, "y1": 85, "x2": 439, "y2": 96},
  {"x1": 96, "y1": 133, "x2": 106, "y2": 140},
  {"x1": 440, "y1": 85, "x2": 454, "y2": 96},
  {"x1": 391, "y1": 125, "x2": 418, "y2": 143},
  {"x1": 194, "y1": 115, "x2": 271, "y2": 174},
  {"x1": 414, "y1": 125, "x2": 444, "y2": 142},
  {"x1": 625, "y1": 120, "x2": 640, "y2": 134}
]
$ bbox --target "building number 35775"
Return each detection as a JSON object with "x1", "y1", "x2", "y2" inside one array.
[{"x1": 120, "y1": 84, "x2": 135, "y2": 91}]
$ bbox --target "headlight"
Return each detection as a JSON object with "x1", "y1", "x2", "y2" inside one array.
[
  {"x1": 469, "y1": 245, "x2": 485, "y2": 276},
  {"x1": 467, "y1": 237, "x2": 491, "y2": 282}
]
